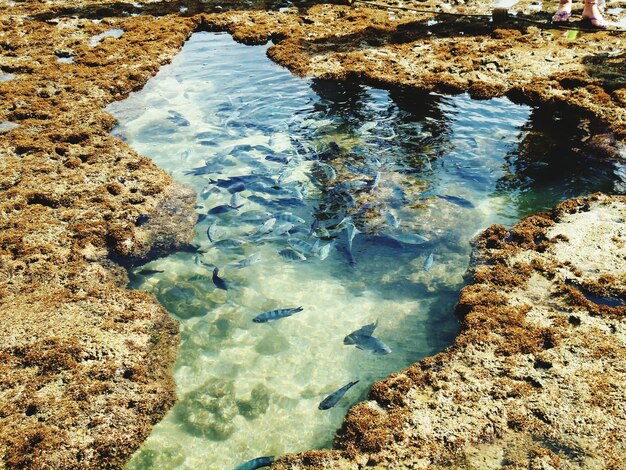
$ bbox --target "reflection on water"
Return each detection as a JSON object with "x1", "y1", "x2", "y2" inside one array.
[{"x1": 106, "y1": 32, "x2": 620, "y2": 469}]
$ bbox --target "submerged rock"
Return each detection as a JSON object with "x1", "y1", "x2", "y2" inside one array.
[
  {"x1": 176, "y1": 380, "x2": 238, "y2": 441},
  {"x1": 237, "y1": 384, "x2": 271, "y2": 420}
]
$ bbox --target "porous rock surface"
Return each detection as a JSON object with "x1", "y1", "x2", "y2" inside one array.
[
  {"x1": 275, "y1": 194, "x2": 626, "y2": 468},
  {"x1": 0, "y1": 10, "x2": 199, "y2": 469},
  {"x1": 0, "y1": 0, "x2": 625, "y2": 468}
]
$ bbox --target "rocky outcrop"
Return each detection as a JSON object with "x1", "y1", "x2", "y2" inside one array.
[
  {"x1": 1, "y1": 0, "x2": 625, "y2": 467},
  {"x1": 0, "y1": 11, "x2": 199, "y2": 469},
  {"x1": 275, "y1": 194, "x2": 626, "y2": 468}
]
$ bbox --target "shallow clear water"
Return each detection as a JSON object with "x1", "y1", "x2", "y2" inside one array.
[{"x1": 106, "y1": 32, "x2": 620, "y2": 469}]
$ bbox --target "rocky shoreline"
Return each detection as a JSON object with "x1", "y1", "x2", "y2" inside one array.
[{"x1": 1, "y1": 0, "x2": 624, "y2": 468}]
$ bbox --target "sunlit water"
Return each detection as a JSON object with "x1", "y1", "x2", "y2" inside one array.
[{"x1": 106, "y1": 32, "x2": 621, "y2": 469}]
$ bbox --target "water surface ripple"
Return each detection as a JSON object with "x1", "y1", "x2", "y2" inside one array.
[{"x1": 106, "y1": 32, "x2": 620, "y2": 469}]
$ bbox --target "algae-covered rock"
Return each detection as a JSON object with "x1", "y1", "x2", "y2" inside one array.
[
  {"x1": 157, "y1": 284, "x2": 208, "y2": 320},
  {"x1": 176, "y1": 380, "x2": 238, "y2": 441},
  {"x1": 237, "y1": 384, "x2": 271, "y2": 420}
]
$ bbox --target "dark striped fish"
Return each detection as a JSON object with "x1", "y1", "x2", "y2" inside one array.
[
  {"x1": 275, "y1": 212, "x2": 306, "y2": 225},
  {"x1": 233, "y1": 456, "x2": 275, "y2": 470},
  {"x1": 278, "y1": 248, "x2": 306, "y2": 261},
  {"x1": 252, "y1": 306, "x2": 303, "y2": 323},
  {"x1": 318, "y1": 381, "x2": 359, "y2": 410},
  {"x1": 287, "y1": 238, "x2": 319, "y2": 255}
]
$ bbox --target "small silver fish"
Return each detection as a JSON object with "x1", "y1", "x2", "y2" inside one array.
[
  {"x1": 230, "y1": 192, "x2": 246, "y2": 208},
  {"x1": 194, "y1": 256, "x2": 214, "y2": 270},
  {"x1": 386, "y1": 232, "x2": 429, "y2": 245},
  {"x1": 207, "y1": 222, "x2": 221, "y2": 243},
  {"x1": 337, "y1": 245, "x2": 356, "y2": 267},
  {"x1": 317, "y1": 243, "x2": 331, "y2": 261},
  {"x1": 208, "y1": 204, "x2": 236, "y2": 215},
  {"x1": 278, "y1": 248, "x2": 306, "y2": 261},
  {"x1": 436, "y1": 194, "x2": 475, "y2": 209},
  {"x1": 252, "y1": 218, "x2": 276, "y2": 236},
  {"x1": 355, "y1": 336, "x2": 391, "y2": 355},
  {"x1": 370, "y1": 171, "x2": 381, "y2": 191},
  {"x1": 288, "y1": 238, "x2": 319, "y2": 255},
  {"x1": 212, "y1": 267, "x2": 228, "y2": 291},
  {"x1": 383, "y1": 210, "x2": 400, "y2": 229},
  {"x1": 308, "y1": 219, "x2": 320, "y2": 237},
  {"x1": 239, "y1": 210, "x2": 273, "y2": 222},
  {"x1": 318, "y1": 381, "x2": 359, "y2": 410},
  {"x1": 273, "y1": 222, "x2": 295, "y2": 236},
  {"x1": 212, "y1": 238, "x2": 245, "y2": 249},
  {"x1": 344, "y1": 321, "x2": 378, "y2": 345},
  {"x1": 136, "y1": 268, "x2": 164, "y2": 275},
  {"x1": 252, "y1": 306, "x2": 303, "y2": 323},
  {"x1": 424, "y1": 252, "x2": 434, "y2": 272},
  {"x1": 346, "y1": 222, "x2": 360, "y2": 251},
  {"x1": 230, "y1": 253, "x2": 261, "y2": 269},
  {"x1": 275, "y1": 212, "x2": 305, "y2": 225}
]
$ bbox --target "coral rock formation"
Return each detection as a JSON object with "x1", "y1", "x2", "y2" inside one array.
[{"x1": 0, "y1": 10, "x2": 198, "y2": 469}]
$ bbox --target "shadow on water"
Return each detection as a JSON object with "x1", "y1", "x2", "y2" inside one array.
[
  {"x1": 108, "y1": 32, "x2": 624, "y2": 469},
  {"x1": 495, "y1": 107, "x2": 623, "y2": 216}
]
